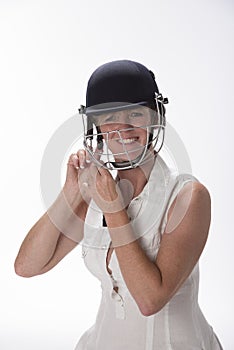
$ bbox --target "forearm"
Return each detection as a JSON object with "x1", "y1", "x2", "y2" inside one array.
[
  {"x1": 15, "y1": 189, "x2": 88, "y2": 277},
  {"x1": 104, "y1": 210, "x2": 164, "y2": 316}
]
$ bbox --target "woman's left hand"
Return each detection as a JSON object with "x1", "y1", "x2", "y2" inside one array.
[{"x1": 78, "y1": 162, "x2": 125, "y2": 214}]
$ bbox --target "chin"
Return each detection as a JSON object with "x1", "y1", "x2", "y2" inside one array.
[{"x1": 114, "y1": 151, "x2": 143, "y2": 163}]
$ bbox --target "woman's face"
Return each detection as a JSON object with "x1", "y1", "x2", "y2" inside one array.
[{"x1": 96, "y1": 106, "x2": 153, "y2": 162}]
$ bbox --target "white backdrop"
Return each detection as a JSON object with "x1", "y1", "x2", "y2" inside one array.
[{"x1": 0, "y1": 0, "x2": 233, "y2": 349}]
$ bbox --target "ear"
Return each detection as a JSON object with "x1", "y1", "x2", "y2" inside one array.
[
  {"x1": 149, "y1": 108, "x2": 159, "y2": 125},
  {"x1": 96, "y1": 126, "x2": 104, "y2": 149}
]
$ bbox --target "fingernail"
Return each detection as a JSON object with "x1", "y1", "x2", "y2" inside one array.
[
  {"x1": 86, "y1": 159, "x2": 91, "y2": 163},
  {"x1": 80, "y1": 164, "x2": 85, "y2": 169}
]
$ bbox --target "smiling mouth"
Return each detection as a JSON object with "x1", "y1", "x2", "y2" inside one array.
[{"x1": 117, "y1": 137, "x2": 139, "y2": 145}]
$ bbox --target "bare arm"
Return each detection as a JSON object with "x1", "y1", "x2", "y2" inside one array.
[
  {"x1": 14, "y1": 151, "x2": 90, "y2": 277},
  {"x1": 14, "y1": 191, "x2": 88, "y2": 277},
  {"x1": 104, "y1": 181, "x2": 211, "y2": 316}
]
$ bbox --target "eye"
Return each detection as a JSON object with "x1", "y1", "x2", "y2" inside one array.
[
  {"x1": 105, "y1": 115, "x2": 115, "y2": 122},
  {"x1": 98, "y1": 114, "x2": 115, "y2": 124},
  {"x1": 130, "y1": 112, "x2": 144, "y2": 118}
]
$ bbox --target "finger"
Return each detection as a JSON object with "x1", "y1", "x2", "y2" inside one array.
[
  {"x1": 76, "y1": 149, "x2": 86, "y2": 169},
  {"x1": 66, "y1": 153, "x2": 79, "y2": 182},
  {"x1": 91, "y1": 155, "x2": 110, "y2": 176},
  {"x1": 67, "y1": 153, "x2": 78, "y2": 168},
  {"x1": 76, "y1": 149, "x2": 93, "y2": 168},
  {"x1": 89, "y1": 162, "x2": 112, "y2": 186},
  {"x1": 85, "y1": 149, "x2": 91, "y2": 164},
  {"x1": 89, "y1": 162, "x2": 101, "y2": 179},
  {"x1": 71, "y1": 154, "x2": 79, "y2": 169},
  {"x1": 95, "y1": 159, "x2": 109, "y2": 175},
  {"x1": 93, "y1": 144, "x2": 103, "y2": 161}
]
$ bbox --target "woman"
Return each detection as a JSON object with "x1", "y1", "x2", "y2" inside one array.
[{"x1": 15, "y1": 60, "x2": 223, "y2": 349}]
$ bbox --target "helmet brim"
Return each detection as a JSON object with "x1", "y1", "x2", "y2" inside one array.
[{"x1": 85, "y1": 101, "x2": 148, "y2": 116}]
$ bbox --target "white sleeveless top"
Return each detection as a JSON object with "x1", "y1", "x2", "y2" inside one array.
[{"x1": 75, "y1": 155, "x2": 223, "y2": 350}]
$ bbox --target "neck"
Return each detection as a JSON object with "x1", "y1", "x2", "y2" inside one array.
[{"x1": 117, "y1": 149, "x2": 156, "y2": 199}]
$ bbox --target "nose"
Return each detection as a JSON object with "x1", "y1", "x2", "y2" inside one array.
[{"x1": 111, "y1": 111, "x2": 133, "y2": 126}]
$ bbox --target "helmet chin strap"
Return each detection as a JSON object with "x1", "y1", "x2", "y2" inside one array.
[
  {"x1": 107, "y1": 151, "x2": 155, "y2": 170},
  {"x1": 106, "y1": 152, "x2": 147, "y2": 170}
]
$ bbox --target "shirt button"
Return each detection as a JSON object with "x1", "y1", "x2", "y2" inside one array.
[{"x1": 82, "y1": 250, "x2": 88, "y2": 258}]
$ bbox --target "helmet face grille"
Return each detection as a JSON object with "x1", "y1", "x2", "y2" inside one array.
[{"x1": 81, "y1": 103, "x2": 166, "y2": 170}]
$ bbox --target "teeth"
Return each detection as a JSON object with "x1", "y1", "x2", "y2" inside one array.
[{"x1": 118, "y1": 138, "x2": 137, "y2": 144}]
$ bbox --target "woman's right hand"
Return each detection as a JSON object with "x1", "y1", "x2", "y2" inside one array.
[{"x1": 63, "y1": 149, "x2": 92, "y2": 206}]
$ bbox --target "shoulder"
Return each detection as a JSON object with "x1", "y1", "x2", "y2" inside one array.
[
  {"x1": 180, "y1": 180, "x2": 211, "y2": 214},
  {"x1": 167, "y1": 179, "x2": 211, "y2": 226},
  {"x1": 187, "y1": 180, "x2": 210, "y2": 198}
]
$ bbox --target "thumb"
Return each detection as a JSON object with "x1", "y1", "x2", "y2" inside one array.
[{"x1": 93, "y1": 143, "x2": 103, "y2": 162}]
